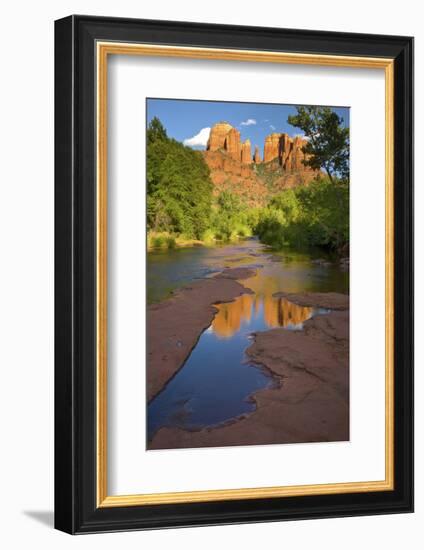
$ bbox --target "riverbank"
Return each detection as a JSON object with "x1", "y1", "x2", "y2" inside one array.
[
  {"x1": 147, "y1": 266, "x2": 258, "y2": 401},
  {"x1": 147, "y1": 232, "x2": 204, "y2": 251},
  {"x1": 148, "y1": 231, "x2": 350, "y2": 262},
  {"x1": 149, "y1": 293, "x2": 349, "y2": 449},
  {"x1": 147, "y1": 232, "x2": 254, "y2": 251}
]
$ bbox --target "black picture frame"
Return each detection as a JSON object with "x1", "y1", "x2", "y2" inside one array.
[{"x1": 55, "y1": 15, "x2": 414, "y2": 534}]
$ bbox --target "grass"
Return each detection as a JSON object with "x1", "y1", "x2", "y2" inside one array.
[
  {"x1": 147, "y1": 227, "x2": 252, "y2": 250},
  {"x1": 147, "y1": 231, "x2": 206, "y2": 250},
  {"x1": 147, "y1": 232, "x2": 176, "y2": 250}
]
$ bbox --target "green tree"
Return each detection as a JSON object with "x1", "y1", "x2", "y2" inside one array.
[
  {"x1": 146, "y1": 118, "x2": 213, "y2": 239},
  {"x1": 147, "y1": 116, "x2": 167, "y2": 144},
  {"x1": 288, "y1": 107, "x2": 349, "y2": 183},
  {"x1": 211, "y1": 191, "x2": 244, "y2": 240},
  {"x1": 255, "y1": 178, "x2": 349, "y2": 252},
  {"x1": 269, "y1": 189, "x2": 301, "y2": 223},
  {"x1": 217, "y1": 190, "x2": 242, "y2": 213}
]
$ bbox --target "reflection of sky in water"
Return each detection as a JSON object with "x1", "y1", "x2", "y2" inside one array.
[{"x1": 147, "y1": 238, "x2": 346, "y2": 443}]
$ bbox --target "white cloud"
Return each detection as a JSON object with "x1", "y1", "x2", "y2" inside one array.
[
  {"x1": 269, "y1": 124, "x2": 276, "y2": 130},
  {"x1": 183, "y1": 127, "x2": 211, "y2": 147},
  {"x1": 240, "y1": 118, "x2": 257, "y2": 126},
  {"x1": 294, "y1": 133, "x2": 310, "y2": 141}
]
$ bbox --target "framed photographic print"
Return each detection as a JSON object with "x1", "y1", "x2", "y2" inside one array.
[{"x1": 54, "y1": 15, "x2": 413, "y2": 533}]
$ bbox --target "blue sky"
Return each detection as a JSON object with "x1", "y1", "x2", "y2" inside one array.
[{"x1": 147, "y1": 98, "x2": 349, "y2": 152}]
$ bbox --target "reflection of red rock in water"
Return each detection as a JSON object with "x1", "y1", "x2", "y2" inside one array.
[
  {"x1": 264, "y1": 297, "x2": 313, "y2": 328},
  {"x1": 212, "y1": 293, "x2": 253, "y2": 338},
  {"x1": 212, "y1": 293, "x2": 313, "y2": 338}
]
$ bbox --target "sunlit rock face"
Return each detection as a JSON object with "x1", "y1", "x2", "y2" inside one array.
[
  {"x1": 206, "y1": 122, "x2": 233, "y2": 151},
  {"x1": 203, "y1": 150, "x2": 268, "y2": 207},
  {"x1": 279, "y1": 133, "x2": 294, "y2": 167},
  {"x1": 203, "y1": 122, "x2": 318, "y2": 207},
  {"x1": 206, "y1": 122, "x2": 314, "y2": 172},
  {"x1": 241, "y1": 139, "x2": 252, "y2": 164},
  {"x1": 263, "y1": 132, "x2": 313, "y2": 171},
  {"x1": 263, "y1": 133, "x2": 282, "y2": 163},
  {"x1": 204, "y1": 122, "x2": 265, "y2": 207},
  {"x1": 224, "y1": 127, "x2": 241, "y2": 161},
  {"x1": 207, "y1": 122, "x2": 252, "y2": 165}
]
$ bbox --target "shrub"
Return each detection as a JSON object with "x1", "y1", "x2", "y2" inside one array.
[
  {"x1": 148, "y1": 232, "x2": 176, "y2": 250},
  {"x1": 255, "y1": 178, "x2": 349, "y2": 252}
]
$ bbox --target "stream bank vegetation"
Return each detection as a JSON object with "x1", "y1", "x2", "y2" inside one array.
[{"x1": 147, "y1": 107, "x2": 349, "y2": 254}]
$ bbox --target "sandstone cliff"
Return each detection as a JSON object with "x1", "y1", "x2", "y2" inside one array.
[
  {"x1": 225, "y1": 127, "x2": 241, "y2": 161},
  {"x1": 204, "y1": 122, "x2": 319, "y2": 206},
  {"x1": 263, "y1": 132, "x2": 314, "y2": 173},
  {"x1": 241, "y1": 139, "x2": 252, "y2": 164},
  {"x1": 203, "y1": 150, "x2": 267, "y2": 206},
  {"x1": 206, "y1": 121, "x2": 233, "y2": 151}
]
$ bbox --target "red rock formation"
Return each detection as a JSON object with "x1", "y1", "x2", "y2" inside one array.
[
  {"x1": 224, "y1": 127, "x2": 241, "y2": 160},
  {"x1": 285, "y1": 136, "x2": 311, "y2": 171},
  {"x1": 279, "y1": 133, "x2": 293, "y2": 167},
  {"x1": 263, "y1": 133, "x2": 281, "y2": 163},
  {"x1": 203, "y1": 122, "x2": 318, "y2": 206},
  {"x1": 253, "y1": 146, "x2": 261, "y2": 163},
  {"x1": 206, "y1": 122, "x2": 233, "y2": 151},
  {"x1": 203, "y1": 150, "x2": 268, "y2": 206},
  {"x1": 241, "y1": 139, "x2": 252, "y2": 164},
  {"x1": 263, "y1": 132, "x2": 314, "y2": 173}
]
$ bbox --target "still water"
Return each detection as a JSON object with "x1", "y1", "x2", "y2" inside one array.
[{"x1": 147, "y1": 239, "x2": 348, "y2": 441}]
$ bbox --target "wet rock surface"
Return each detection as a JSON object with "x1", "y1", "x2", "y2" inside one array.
[
  {"x1": 272, "y1": 291, "x2": 349, "y2": 311},
  {"x1": 216, "y1": 267, "x2": 258, "y2": 280},
  {"x1": 150, "y1": 295, "x2": 349, "y2": 449},
  {"x1": 147, "y1": 269, "x2": 256, "y2": 401}
]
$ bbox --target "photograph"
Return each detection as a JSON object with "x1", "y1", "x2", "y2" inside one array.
[{"x1": 146, "y1": 98, "x2": 350, "y2": 450}]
